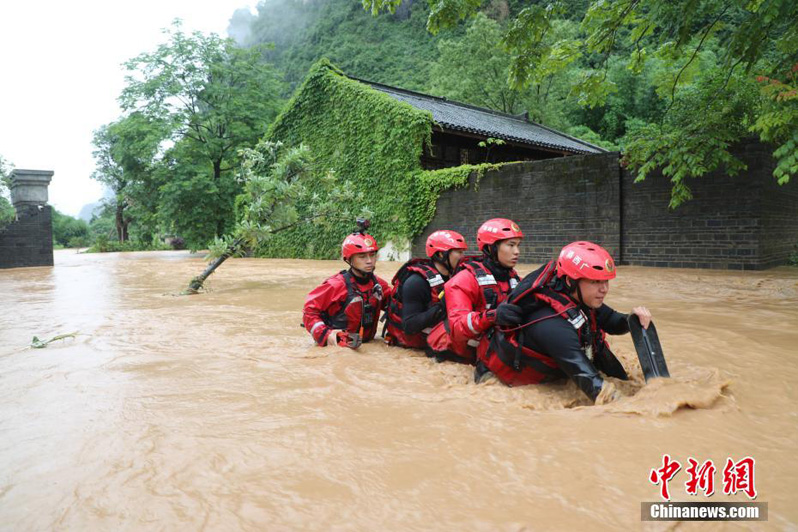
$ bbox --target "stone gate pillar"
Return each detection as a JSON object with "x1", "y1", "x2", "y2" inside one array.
[{"x1": 0, "y1": 169, "x2": 55, "y2": 268}]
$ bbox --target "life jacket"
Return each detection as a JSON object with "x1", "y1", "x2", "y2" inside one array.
[
  {"x1": 321, "y1": 270, "x2": 384, "y2": 341},
  {"x1": 383, "y1": 259, "x2": 445, "y2": 349},
  {"x1": 479, "y1": 260, "x2": 614, "y2": 387},
  {"x1": 430, "y1": 256, "x2": 519, "y2": 363}
]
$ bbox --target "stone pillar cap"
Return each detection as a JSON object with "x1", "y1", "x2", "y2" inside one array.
[{"x1": 10, "y1": 169, "x2": 54, "y2": 208}]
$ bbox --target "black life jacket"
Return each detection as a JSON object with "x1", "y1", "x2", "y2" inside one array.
[
  {"x1": 383, "y1": 259, "x2": 445, "y2": 348},
  {"x1": 480, "y1": 260, "x2": 611, "y2": 387}
]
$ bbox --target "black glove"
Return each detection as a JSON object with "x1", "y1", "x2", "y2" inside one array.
[
  {"x1": 431, "y1": 301, "x2": 446, "y2": 320},
  {"x1": 495, "y1": 302, "x2": 523, "y2": 326}
]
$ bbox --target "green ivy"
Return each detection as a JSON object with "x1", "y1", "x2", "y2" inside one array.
[{"x1": 257, "y1": 58, "x2": 505, "y2": 258}]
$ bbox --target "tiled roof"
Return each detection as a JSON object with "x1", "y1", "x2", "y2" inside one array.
[{"x1": 358, "y1": 79, "x2": 605, "y2": 155}]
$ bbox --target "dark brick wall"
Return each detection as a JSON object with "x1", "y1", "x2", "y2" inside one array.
[
  {"x1": 621, "y1": 141, "x2": 798, "y2": 270},
  {"x1": 414, "y1": 141, "x2": 798, "y2": 269},
  {"x1": 412, "y1": 152, "x2": 621, "y2": 263},
  {"x1": 758, "y1": 145, "x2": 798, "y2": 268},
  {"x1": 0, "y1": 205, "x2": 54, "y2": 269}
]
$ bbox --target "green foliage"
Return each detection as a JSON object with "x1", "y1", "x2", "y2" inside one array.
[
  {"x1": 114, "y1": 20, "x2": 285, "y2": 245},
  {"x1": 51, "y1": 209, "x2": 90, "y2": 248},
  {"x1": 411, "y1": 163, "x2": 504, "y2": 235},
  {"x1": 362, "y1": 0, "x2": 798, "y2": 204},
  {"x1": 206, "y1": 140, "x2": 364, "y2": 260},
  {"x1": 0, "y1": 155, "x2": 15, "y2": 228},
  {"x1": 260, "y1": 59, "x2": 436, "y2": 258},
  {"x1": 246, "y1": 0, "x2": 451, "y2": 93},
  {"x1": 622, "y1": 70, "x2": 761, "y2": 207},
  {"x1": 92, "y1": 113, "x2": 168, "y2": 242},
  {"x1": 430, "y1": 14, "x2": 521, "y2": 113},
  {"x1": 750, "y1": 65, "x2": 798, "y2": 185}
]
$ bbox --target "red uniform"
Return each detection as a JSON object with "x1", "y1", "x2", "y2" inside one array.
[
  {"x1": 303, "y1": 270, "x2": 391, "y2": 346},
  {"x1": 427, "y1": 258, "x2": 519, "y2": 363}
]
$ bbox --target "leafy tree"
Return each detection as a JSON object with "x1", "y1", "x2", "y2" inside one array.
[
  {"x1": 91, "y1": 113, "x2": 166, "y2": 242},
  {"x1": 185, "y1": 140, "x2": 366, "y2": 294},
  {"x1": 0, "y1": 155, "x2": 14, "y2": 226},
  {"x1": 364, "y1": 0, "x2": 798, "y2": 205},
  {"x1": 51, "y1": 209, "x2": 90, "y2": 248},
  {"x1": 246, "y1": 0, "x2": 452, "y2": 93},
  {"x1": 750, "y1": 65, "x2": 798, "y2": 184},
  {"x1": 430, "y1": 13, "x2": 522, "y2": 113},
  {"x1": 120, "y1": 20, "x2": 284, "y2": 239},
  {"x1": 430, "y1": 13, "x2": 580, "y2": 128}
]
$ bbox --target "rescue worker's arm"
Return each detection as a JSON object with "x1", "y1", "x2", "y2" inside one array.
[
  {"x1": 593, "y1": 304, "x2": 633, "y2": 380},
  {"x1": 595, "y1": 304, "x2": 630, "y2": 335},
  {"x1": 446, "y1": 271, "x2": 495, "y2": 343},
  {"x1": 401, "y1": 274, "x2": 443, "y2": 335},
  {"x1": 527, "y1": 317, "x2": 605, "y2": 401},
  {"x1": 377, "y1": 277, "x2": 392, "y2": 310},
  {"x1": 302, "y1": 279, "x2": 341, "y2": 346}
]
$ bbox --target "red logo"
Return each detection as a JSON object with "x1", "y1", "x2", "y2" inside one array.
[
  {"x1": 649, "y1": 455, "x2": 682, "y2": 500},
  {"x1": 650, "y1": 456, "x2": 757, "y2": 500}
]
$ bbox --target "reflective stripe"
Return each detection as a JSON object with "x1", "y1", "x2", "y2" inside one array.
[
  {"x1": 476, "y1": 274, "x2": 496, "y2": 286},
  {"x1": 422, "y1": 327, "x2": 432, "y2": 334},
  {"x1": 509, "y1": 278, "x2": 518, "y2": 289},
  {"x1": 427, "y1": 274, "x2": 444, "y2": 287},
  {"x1": 467, "y1": 339, "x2": 480, "y2": 347},
  {"x1": 466, "y1": 313, "x2": 479, "y2": 334},
  {"x1": 310, "y1": 322, "x2": 325, "y2": 334}
]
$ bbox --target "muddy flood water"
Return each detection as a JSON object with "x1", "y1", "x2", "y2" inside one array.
[{"x1": 1, "y1": 250, "x2": 797, "y2": 530}]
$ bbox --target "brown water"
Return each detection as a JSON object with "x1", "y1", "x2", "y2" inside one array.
[{"x1": 1, "y1": 250, "x2": 797, "y2": 530}]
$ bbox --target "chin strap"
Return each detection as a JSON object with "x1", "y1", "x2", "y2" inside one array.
[
  {"x1": 432, "y1": 251, "x2": 453, "y2": 277},
  {"x1": 345, "y1": 260, "x2": 370, "y2": 280}
]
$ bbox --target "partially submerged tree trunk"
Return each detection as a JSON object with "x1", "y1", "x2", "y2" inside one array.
[{"x1": 183, "y1": 238, "x2": 243, "y2": 294}]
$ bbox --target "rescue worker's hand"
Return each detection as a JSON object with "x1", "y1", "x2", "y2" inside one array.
[
  {"x1": 595, "y1": 380, "x2": 623, "y2": 405},
  {"x1": 631, "y1": 306, "x2": 652, "y2": 329},
  {"x1": 495, "y1": 302, "x2": 523, "y2": 326},
  {"x1": 326, "y1": 330, "x2": 342, "y2": 346},
  {"x1": 431, "y1": 301, "x2": 446, "y2": 320},
  {"x1": 335, "y1": 331, "x2": 362, "y2": 349}
]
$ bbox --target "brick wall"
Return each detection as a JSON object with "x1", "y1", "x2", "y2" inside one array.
[
  {"x1": 621, "y1": 141, "x2": 798, "y2": 269},
  {"x1": 0, "y1": 205, "x2": 54, "y2": 269},
  {"x1": 412, "y1": 152, "x2": 621, "y2": 263},
  {"x1": 414, "y1": 141, "x2": 798, "y2": 269}
]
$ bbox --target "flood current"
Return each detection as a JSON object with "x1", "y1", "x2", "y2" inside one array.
[{"x1": 1, "y1": 250, "x2": 797, "y2": 530}]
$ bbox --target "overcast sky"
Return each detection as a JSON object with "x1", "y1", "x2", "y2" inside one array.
[{"x1": 0, "y1": 0, "x2": 255, "y2": 217}]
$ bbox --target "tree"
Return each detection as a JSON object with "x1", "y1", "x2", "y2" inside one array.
[
  {"x1": 185, "y1": 140, "x2": 366, "y2": 294},
  {"x1": 364, "y1": 0, "x2": 798, "y2": 205},
  {"x1": 91, "y1": 113, "x2": 166, "y2": 242},
  {"x1": 0, "y1": 155, "x2": 15, "y2": 226},
  {"x1": 431, "y1": 13, "x2": 522, "y2": 113},
  {"x1": 120, "y1": 20, "x2": 284, "y2": 239},
  {"x1": 51, "y1": 209, "x2": 90, "y2": 248}
]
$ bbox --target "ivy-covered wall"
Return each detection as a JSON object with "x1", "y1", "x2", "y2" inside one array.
[{"x1": 258, "y1": 59, "x2": 501, "y2": 258}]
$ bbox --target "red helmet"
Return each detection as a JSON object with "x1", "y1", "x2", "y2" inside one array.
[
  {"x1": 556, "y1": 241, "x2": 616, "y2": 281},
  {"x1": 426, "y1": 230, "x2": 467, "y2": 258},
  {"x1": 342, "y1": 233, "x2": 379, "y2": 260},
  {"x1": 477, "y1": 218, "x2": 524, "y2": 251}
]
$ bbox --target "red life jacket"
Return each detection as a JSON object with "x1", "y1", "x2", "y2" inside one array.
[
  {"x1": 383, "y1": 259, "x2": 445, "y2": 349},
  {"x1": 479, "y1": 260, "x2": 611, "y2": 387},
  {"x1": 433, "y1": 256, "x2": 519, "y2": 363},
  {"x1": 320, "y1": 270, "x2": 384, "y2": 342}
]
